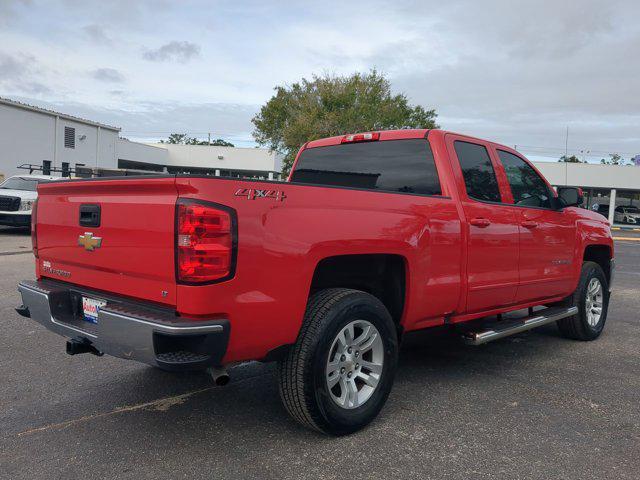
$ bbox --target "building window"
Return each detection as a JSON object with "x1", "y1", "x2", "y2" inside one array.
[{"x1": 64, "y1": 127, "x2": 75, "y2": 149}]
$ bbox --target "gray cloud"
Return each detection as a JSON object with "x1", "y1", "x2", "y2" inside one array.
[
  {"x1": 83, "y1": 24, "x2": 112, "y2": 45},
  {"x1": 0, "y1": 0, "x2": 30, "y2": 25},
  {"x1": 91, "y1": 68, "x2": 125, "y2": 83},
  {"x1": 0, "y1": 52, "x2": 50, "y2": 95},
  {"x1": 142, "y1": 41, "x2": 201, "y2": 63},
  {"x1": 2, "y1": 0, "x2": 640, "y2": 159},
  {"x1": 8, "y1": 97, "x2": 257, "y2": 144}
]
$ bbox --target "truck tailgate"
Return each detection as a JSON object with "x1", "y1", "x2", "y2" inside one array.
[{"x1": 35, "y1": 177, "x2": 178, "y2": 306}]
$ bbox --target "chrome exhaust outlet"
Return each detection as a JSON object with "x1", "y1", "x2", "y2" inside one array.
[{"x1": 207, "y1": 366, "x2": 230, "y2": 386}]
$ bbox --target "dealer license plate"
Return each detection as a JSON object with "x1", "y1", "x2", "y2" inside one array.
[{"x1": 82, "y1": 296, "x2": 107, "y2": 324}]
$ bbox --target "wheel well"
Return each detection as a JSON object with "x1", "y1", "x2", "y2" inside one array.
[
  {"x1": 583, "y1": 245, "x2": 612, "y2": 283},
  {"x1": 309, "y1": 254, "x2": 406, "y2": 327}
]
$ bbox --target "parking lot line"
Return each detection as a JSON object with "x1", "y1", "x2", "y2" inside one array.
[{"x1": 613, "y1": 237, "x2": 640, "y2": 241}]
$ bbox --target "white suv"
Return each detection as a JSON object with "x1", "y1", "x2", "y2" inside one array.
[{"x1": 0, "y1": 175, "x2": 63, "y2": 227}]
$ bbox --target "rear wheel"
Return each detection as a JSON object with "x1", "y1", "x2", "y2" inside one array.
[
  {"x1": 278, "y1": 288, "x2": 398, "y2": 435},
  {"x1": 557, "y1": 261, "x2": 610, "y2": 341}
]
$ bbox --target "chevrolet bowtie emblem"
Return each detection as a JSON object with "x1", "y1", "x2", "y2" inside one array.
[{"x1": 78, "y1": 232, "x2": 102, "y2": 251}]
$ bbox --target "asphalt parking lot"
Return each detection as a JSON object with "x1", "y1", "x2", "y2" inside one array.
[{"x1": 1, "y1": 226, "x2": 639, "y2": 480}]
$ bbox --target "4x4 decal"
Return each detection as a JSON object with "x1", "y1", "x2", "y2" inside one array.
[{"x1": 234, "y1": 188, "x2": 287, "y2": 202}]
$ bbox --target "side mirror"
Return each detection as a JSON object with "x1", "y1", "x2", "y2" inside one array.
[{"x1": 557, "y1": 187, "x2": 584, "y2": 208}]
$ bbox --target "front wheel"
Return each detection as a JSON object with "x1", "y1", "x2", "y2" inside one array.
[
  {"x1": 278, "y1": 288, "x2": 399, "y2": 435},
  {"x1": 557, "y1": 261, "x2": 610, "y2": 341}
]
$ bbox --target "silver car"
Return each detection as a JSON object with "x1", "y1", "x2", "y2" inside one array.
[{"x1": 614, "y1": 205, "x2": 640, "y2": 224}]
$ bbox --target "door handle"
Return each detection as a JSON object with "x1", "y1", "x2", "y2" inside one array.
[
  {"x1": 470, "y1": 218, "x2": 491, "y2": 228},
  {"x1": 522, "y1": 220, "x2": 538, "y2": 229}
]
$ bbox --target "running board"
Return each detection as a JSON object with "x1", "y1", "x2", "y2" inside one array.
[{"x1": 462, "y1": 306, "x2": 578, "y2": 346}]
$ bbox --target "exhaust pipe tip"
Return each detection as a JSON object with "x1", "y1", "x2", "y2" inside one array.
[
  {"x1": 66, "y1": 340, "x2": 103, "y2": 356},
  {"x1": 207, "y1": 366, "x2": 230, "y2": 386}
]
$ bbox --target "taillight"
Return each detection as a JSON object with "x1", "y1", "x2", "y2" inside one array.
[
  {"x1": 341, "y1": 132, "x2": 380, "y2": 143},
  {"x1": 31, "y1": 199, "x2": 38, "y2": 258},
  {"x1": 176, "y1": 200, "x2": 236, "y2": 284}
]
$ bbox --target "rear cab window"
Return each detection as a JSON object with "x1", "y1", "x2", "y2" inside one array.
[
  {"x1": 453, "y1": 141, "x2": 501, "y2": 202},
  {"x1": 290, "y1": 139, "x2": 442, "y2": 196}
]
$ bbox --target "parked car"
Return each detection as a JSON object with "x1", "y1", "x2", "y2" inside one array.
[
  {"x1": 16, "y1": 129, "x2": 614, "y2": 435},
  {"x1": 0, "y1": 175, "x2": 62, "y2": 227},
  {"x1": 593, "y1": 203, "x2": 610, "y2": 218},
  {"x1": 614, "y1": 205, "x2": 640, "y2": 224}
]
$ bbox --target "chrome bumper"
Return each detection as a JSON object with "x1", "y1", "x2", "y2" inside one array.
[{"x1": 17, "y1": 280, "x2": 229, "y2": 370}]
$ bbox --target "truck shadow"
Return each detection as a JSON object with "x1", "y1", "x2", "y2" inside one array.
[
  {"x1": 0, "y1": 226, "x2": 30, "y2": 235},
  {"x1": 16, "y1": 323, "x2": 570, "y2": 455}
]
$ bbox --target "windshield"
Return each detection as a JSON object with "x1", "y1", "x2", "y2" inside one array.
[{"x1": 0, "y1": 177, "x2": 50, "y2": 192}]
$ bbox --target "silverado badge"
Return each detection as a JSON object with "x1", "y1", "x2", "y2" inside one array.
[{"x1": 78, "y1": 232, "x2": 102, "y2": 251}]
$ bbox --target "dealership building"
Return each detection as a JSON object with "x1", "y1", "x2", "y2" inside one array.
[
  {"x1": 0, "y1": 97, "x2": 282, "y2": 181},
  {"x1": 1, "y1": 96, "x2": 638, "y2": 226}
]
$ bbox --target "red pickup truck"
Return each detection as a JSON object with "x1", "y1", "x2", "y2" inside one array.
[{"x1": 17, "y1": 129, "x2": 614, "y2": 435}]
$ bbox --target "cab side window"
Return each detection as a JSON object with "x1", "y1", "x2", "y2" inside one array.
[
  {"x1": 497, "y1": 150, "x2": 552, "y2": 209},
  {"x1": 454, "y1": 141, "x2": 501, "y2": 202}
]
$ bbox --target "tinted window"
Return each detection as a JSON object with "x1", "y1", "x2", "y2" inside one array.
[
  {"x1": 497, "y1": 150, "x2": 552, "y2": 208},
  {"x1": 0, "y1": 177, "x2": 49, "y2": 191},
  {"x1": 290, "y1": 139, "x2": 441, "y2": 195},
  {"x1": 454, "y1": 141, "x2": 501, "y2": 202}
]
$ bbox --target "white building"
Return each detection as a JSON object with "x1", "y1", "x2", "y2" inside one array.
[
  {"x1": 0, "y1": 97, "x2": 281, "y2": 180},
  {"x1": 0, "y1": 97, "x2": 122, "y2": 177},
  {"x1": 123, "y1": 143, "x2": 282, "y2": 179},
  {"x1": 535, "y1": 161, "x2": 640, "y2": 226}
]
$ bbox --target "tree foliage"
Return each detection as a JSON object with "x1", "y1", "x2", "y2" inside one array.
[
  {"x1": 252, "y1": 71, "x2": 439, "y2": 175},
  {"x1": 600, "y1": 153, "x2": 626, "y2": 165},
  {"x1": 558, "y1": 155, "x2": 582, "y2": 163},
  {"x1": 160, "y1": 133, "x2": 234, "y2": 147}
]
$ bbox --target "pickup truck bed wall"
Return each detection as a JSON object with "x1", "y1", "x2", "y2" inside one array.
[{"x1": 32, "y1": 129, "x2": 613, "y2": 364}]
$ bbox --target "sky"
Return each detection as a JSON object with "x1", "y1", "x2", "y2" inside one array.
[{"x1": 1, "y1": 0, "x2": 639, "y2": 163}]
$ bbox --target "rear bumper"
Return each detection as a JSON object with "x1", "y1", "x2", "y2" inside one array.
[
  {"x1": 17, "y1": 279, "x2": 229, "y2": 371},
  {"x1": 0, "y1": 213, "x2": 30, "y2": 227}
]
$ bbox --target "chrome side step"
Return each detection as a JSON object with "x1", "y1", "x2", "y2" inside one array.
[{"x1": 462, "y1": 306, "x2": 578, "y2": 345}]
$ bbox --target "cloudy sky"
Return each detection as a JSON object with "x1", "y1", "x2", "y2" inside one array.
[{"x1": 1, "y1": 0, "x2": 639, "y2": 162}]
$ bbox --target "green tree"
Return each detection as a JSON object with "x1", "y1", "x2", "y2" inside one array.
[
  {"x1": 252, "y1": 70, "x2": 439, "y2": 175},
  {"x1": 558, "y1": 155, "x2": 582, "y2": 163},
  {"x1": 160, "y1": 133, "x2": 190, "y2": 144},
  {"x1": 600, "y1": 153, "x2": 626, "y2": 165},
  {"x1": 160, "y1": 133, "x2": 234, "y2": 147}
]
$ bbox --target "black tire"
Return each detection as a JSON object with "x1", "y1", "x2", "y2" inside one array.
[
  {"x1": 278, "y1": 288, "x2": 399, "y2": 435},
  {"x1": 557, "y1": 261, "x2": 610, "y2": 341}
]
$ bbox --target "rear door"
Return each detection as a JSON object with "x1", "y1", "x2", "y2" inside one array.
[
  {"x1": 446, "y1": 135, "x2": 519, "y2": 313},
  {"x1": 493, "y1": 148, "x2": 577, "y2": 302},
  {"x1": 35, "y1": 177, "x2": 179, "y2": 305}
]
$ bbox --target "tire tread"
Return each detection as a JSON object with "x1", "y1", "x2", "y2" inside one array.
[{"x1": 278, "y1": 288, "x2": 361, "y2": 433}]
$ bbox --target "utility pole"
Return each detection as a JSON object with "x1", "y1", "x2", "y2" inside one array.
[
  {"x1": 208, "y1": 132, "x2": 211, "y2": 146},
  {"x1": 564, "y1": 126, "x2": 569, "y2": 185}
]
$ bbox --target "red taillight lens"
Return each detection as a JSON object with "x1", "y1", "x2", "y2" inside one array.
[
  {"x1": 176, "y1": 201, "x2": 235, "y2": 283},
  {"x1": 31, "y1": 199, "x2": 38, "y2": 258},
  {"x1": 341, "y1": 132, "x2": 380, "y2": 143}
]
